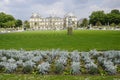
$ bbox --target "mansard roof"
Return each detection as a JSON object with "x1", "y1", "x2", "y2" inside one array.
[
  {"x1": 64, "y1": 12, "x2": 77, "y2": 18},
  {"x1": 30, "y1": 13, "x2": 41, "y2": 18},
  {"x1": 46, "y1": 16, "x2": 62, "y2": 19}
]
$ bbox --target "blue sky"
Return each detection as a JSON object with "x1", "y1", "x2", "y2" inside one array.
[{"x1": 0, "y1": 0, "x2": 120, "y2": 20}]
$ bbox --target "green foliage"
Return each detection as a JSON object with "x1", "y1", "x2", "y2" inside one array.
[
  {"x1": 118, "y1": 23, "x2": 120, "y2": 27},
  {"x1": 88, "y1": 67, "x2": 99, "y2": 74},
  {"x1": 111, "y1": 9, "x2": 120, "y2": 14},
  {"x1": 96, "y1": 21, "x2": 102, "y2": 26},
  {"x1": 81, "y1": 18, "x2": 88, "y2": 27},
  {"x1": 55, "y1": 62, "x2": 64, "y2": 74},
  {"x1": 110, "y1": 23, "x2": 116, "y2": 27},
  {"x1": 24, "y1": 20, "x2": 30, "y2": 28},
  {"x1": 23, "y1": 65, "x2": 33, "y2": 74},
  {"x1": 89, "y1": 11, "x2": 106, "y2": 25},
  {"x1": 107, "y1": 13, "x2": 120, "y2": 25},
  {"x1": 15, "y1": 19, "x2": 22, "y2": 27},
  {"x1": 0, "y1": 12, "x2": 22, "y2": 28},
  {"x1": 89, "y1": 9, "x2": 120, "y2": 26}
]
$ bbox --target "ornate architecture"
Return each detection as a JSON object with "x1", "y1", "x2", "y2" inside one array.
[{"x1": 29, "y1": 13, "x2": 77, "y2": 30}]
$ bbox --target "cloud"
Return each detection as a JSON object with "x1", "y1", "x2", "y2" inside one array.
[
  {"x1": 30, "y1": 1, "x2": 65, "y2": 17},
  {"x1": 102, "y1": 0, "x2": 120, "y2": 8},
  {"x1": 0, "y1": 0, "x2": 120, "y2": 20}
]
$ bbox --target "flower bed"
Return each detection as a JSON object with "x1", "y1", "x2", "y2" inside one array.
[{"x1": 0, "y1": 49, "x2": 120, "y2": 75}]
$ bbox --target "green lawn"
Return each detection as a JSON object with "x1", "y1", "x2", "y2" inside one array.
[
  {"x1": 0, "y1": 30, "x2": 120, "y2": 51},
  {"x1": 0, "y1": 74, "x2": 119, "y2": 80}
]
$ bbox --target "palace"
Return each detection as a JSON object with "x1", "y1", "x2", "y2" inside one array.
[{"x1": 29, "y1": 13, "x2": 77, "y2": 30}]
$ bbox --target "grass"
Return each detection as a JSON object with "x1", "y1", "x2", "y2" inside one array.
[
  {"x1": 0, "y1": 30, "x2": 120, "y2": 79},
  {"x1": 0, "y1": 74, "x2": 120, "y2": 80},
  {"x1": 0, "y1": 30, "x2": 120, "y2": 51}
]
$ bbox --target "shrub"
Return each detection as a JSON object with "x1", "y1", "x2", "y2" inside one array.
[
  {"x1": 59, "y1": 51, "x2": 69, "y2": 58},
  {"x1": 23, "y1": 60, "x2": 35, "y2": 73},
  {"x1": 23, "y1": 65, "x2": 33, "y2": 73},
  {"x1": 32, "y1": 56, "x2": 42, "y2": 63},
  {"x1": 89, "y1": 49, "x2": 99, "y2": 57},
  {"x1": 8, "y1": 58, "x2": 16, "y2": 63},
  {"x1": 55, "y1": 61, "x2": 64, "y2": 74},
  {"x1": 114, "y1": 58, "x2": 120, "y2": 64},
  {"x1": 103, "y1": 60, "x2": 117, "y2": 75},
  {"x1": 81, "y1": 52, "x2": 90, "y2": 61},
  {"x1": 1, "y1": 57, "x2": 7, "y2": 62},
  {"x1": 57, "y1": 57, "x2": 67, "y2": 66},
  {"x1": 5, "y1": 63, "x2": 17, "y2": 73},
  {"x1": 97, "y1": 57, "x2": 106, "y2": 66},
  {"x1": 87, "y1": 66, "x2": 99, "y2": 74},
  {"x1": 0, "y1": 62, "x2": 5, "y2": 72},
  {"x1": 40, "y1": 51, "x2": 48, "y2": 59},
  {"x1": 104, "y1": 51, "x2": 120, "y2": 59},
  {"x1": 37, "y1": 62, "x2": 50, "y2": 74},
  {"x1": 51, "y1": 49, "x2": 60, "y2": 59},
  {"x1": 71, "y1": 50, "x2": 80, "y2": 62},
  {"x1": 46, "y1": 56, "x2": 52, "y2": 63},
  {"x1": 23, "y1": 60, "x2": 35, "y2": 68},
  {"x1": 85, "y1": 62, "x2": 98, "y2": 74},
  {"x1": 16, "y1": 60, "x2": 23, "y2": 67},
  {"x1": 71, "y1": 62, "x2": 80, "y2": 75}
]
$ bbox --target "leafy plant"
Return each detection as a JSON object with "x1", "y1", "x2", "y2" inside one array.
[
  {"x1": 55, "y1": 61, "x2": 64, "y2": 74},
  {"x1": 85, "y1": 62, "x2": 98, "y2": 74},
  {"x1": 71, "y1": 62, "x2": 80, "y2": 75},
  {"x1": 37, "y1": 62, "x2": 50, "y2": 74},
  {"x1": 71, "y1": 50, "x2": 80, "y2": 62},
  {"x1": 23, "y1": 60, "x2": 35, "y2": 73},
  {"x1": 5, "y1": 63, "x2": 17, "y2": 73},
  {"x1": 103, "y1": 60, "x2": 117, "y2": 75}
]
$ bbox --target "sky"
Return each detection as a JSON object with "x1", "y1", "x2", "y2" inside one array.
[{"x1": 0, "y1": 0, "x2": 120, "y2": 20}]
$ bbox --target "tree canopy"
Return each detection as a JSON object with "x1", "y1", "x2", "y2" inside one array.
[
  {"x1": 89, "y1": 9, "x2": 120, "y2": 26},
  {"x1": 0, "y1": 12, "x2": 22, "y2": 28},
  {"x1": 80, "y1": 18, "x2": 88, "y2": 27},
  {"x1": 24, "y1": 20, "x2": 30, "y2": 29}
]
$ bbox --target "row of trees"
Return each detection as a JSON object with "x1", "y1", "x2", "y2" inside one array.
[
  {"x1": 79, "y1": 9, "x2": 120, "y2": 27},
  {"x1": 0, "y1": 12, "x2": 30, "y2": 29},
  {"x1": 89, "y1": 9, "x2": 120, "y2": 26}
]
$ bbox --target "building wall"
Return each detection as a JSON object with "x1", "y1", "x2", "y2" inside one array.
[{"x1": 29, "y1": 13, "x2": 77, "y2": 30}]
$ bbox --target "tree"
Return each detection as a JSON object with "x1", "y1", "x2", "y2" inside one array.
[
  {"x1": 81, "y1": 18, "x2": 88, "y2": 27},
  {"x1": 118, "y1": 23, "x2": 120, "y2": 27},
  {"x1": 0, "y1": 12, "x2": 19, "y2": 28},
  {"x1": 89, "y1": 11, "x2": 106, "y2": 26},
  {"x1": 110, "y1": 23, "x2": 116, "y2": 27},
  {"x1": 96, "y1": 21, "x2": 102, "y2": 27},
  {"x1": 111, "y1": 9, "x2": 120, "y2": 14},
  {"x1": 15, "y1": 19, "x2": 22, "y2": 27},
  {"x1": 107, "y1": 9, "x2": 120, "y2": 25},
  {"x1": 24, "y1": 20, "x2": 30, "y2": 29},
  {"x1": 89, "y1": 9, "x2": 120, "y2": 26},
  {"x1": 4, "y1": 21, "x2": 16, "y2": 28}
]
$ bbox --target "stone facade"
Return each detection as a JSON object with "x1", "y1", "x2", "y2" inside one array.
[
  {"x1": 64, "y1": 13, "x2": 77, "y2": 29},
  {"x1": 29, "y1": 13, "x2": 77, "y2": 30}
]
